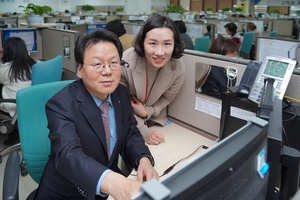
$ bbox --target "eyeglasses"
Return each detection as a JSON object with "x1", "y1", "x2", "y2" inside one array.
[{"x1": 83, "y1": 61, "x2": 121, "y2": 72}]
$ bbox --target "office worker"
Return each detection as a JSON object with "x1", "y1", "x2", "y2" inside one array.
[
  {"x1": 174, "y1": 20, "x2": 194, "y2": 50},
  {"x1": 248, "y1": 22, "x2": 262, "y2": 60},
  {"x1": 224, "y1": 22, "x2": 242, "y2": 48},
  {"x1": 201, "y1": 36, "x2": 239, "y2": 99},
  {"x1": 0, "y1": 37, "x2": 35, "y2": 145},
  {"x1": 204, "y1": 25, "x2": 212, "y2": 39},
  {"x1": 105, "y1": 19, "x2": 135, "y2": 51},
  {"x1": 0, "y1": 37, "x2": 35, "y2": 117},
  {"x1": 34, "y1": 29, "x2": 158, "y2": 200},
  {"x1": 121, "y1": 15, "x2": 185, "y2": 145}
]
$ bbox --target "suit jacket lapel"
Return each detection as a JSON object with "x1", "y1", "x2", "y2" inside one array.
[
  {"x1": 76, "y1": 80, "x2": 107, "y2": 152},
  {"x1": 146, "y1": 61, "x2": 175, "y2": 105},
  {"x1": 131, "y1": 57, "x2": 147, "y2": 102}
]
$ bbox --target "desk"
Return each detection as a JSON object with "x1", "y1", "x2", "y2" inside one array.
[
  {"x1": 147, "y1": 123, "x2": 216, "y2": 177},
  {"x1": 28, "y1": 23, "x2": 57, "y2": 28},
  {"x1": 108, "y1": 122, "x2": 216, "y2": 199}
]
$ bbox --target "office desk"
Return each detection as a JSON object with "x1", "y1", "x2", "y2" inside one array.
[
  {"x1": 28, "y1": 23, "x2": 57, "y2": 28},
  {"x1": 108, "y1": 122, "x2": 216, "y2": 199},
  {"x1": 147, "y1": 123, "x2": 216, "y2": 177}
]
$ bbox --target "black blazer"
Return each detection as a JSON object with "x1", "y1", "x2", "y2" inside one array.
[{"x1": 35, "y1": 79, "x2": 151, "y2": 200}]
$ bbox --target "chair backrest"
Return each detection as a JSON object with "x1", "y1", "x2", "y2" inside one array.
[
  {"x1": 16, "y1": 80, "x2": 73, "y2": 184},
  {"x1": 239, "y1": 31, "x2": 255, "y2": 58},
  {"x1": 31, "y1": 55, "x2": 63, "y2": 86},
  {"x1": 194, "y1": 36, "x2": 210, "y2": 52},
  {"x1": 270, "y1": 31, "x2": 278, "y2": 37}
]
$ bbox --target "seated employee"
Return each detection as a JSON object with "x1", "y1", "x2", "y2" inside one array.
[
  {"x1": 204, "y1": 25, "x2": 212, "y2": 39},
  {"x1": 105, "y1": 19, "x2": 135, "y2": 51},
  {"x1": 224, "y1": 22, "x2": 242, "y2": 48},
  {"x1": 34, "y1": 29, "x2": 158, "y2": 200},
  {"x1": 201, "y1": 36, "x2": 239, "y2": 99},
  {"x1": 0, "y1": 37, "x2": 35, "y2": 145},
  {"x1": 174, "y1": 20, "x2": 194, "y2": 50}
]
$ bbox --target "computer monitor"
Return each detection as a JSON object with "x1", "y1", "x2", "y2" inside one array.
[
  {"x1": 134, "y1": 117, "x2": 269, "y2": 200},
  {"x1": 2, "y1": 28, "x2": 37, "y2": 52},
  {"x1": 87, "y1": 24, "x2": 106, "y2": 32},
  {"x1": 256, "y1": 36, "x2": 300, "y2": 64}
]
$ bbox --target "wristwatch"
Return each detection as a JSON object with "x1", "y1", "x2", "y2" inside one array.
[{"x1": 135, "y1": 154, "x2": 155, "y2": 169}]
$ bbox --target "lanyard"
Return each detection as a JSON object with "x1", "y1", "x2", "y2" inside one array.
[{"x1": 143, "y1": 67, "x2": 149, "y2": 105}]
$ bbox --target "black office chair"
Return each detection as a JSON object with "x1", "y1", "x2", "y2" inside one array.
[{"x1": 0, "y1": 99, "x2": 19, "y2": 163}]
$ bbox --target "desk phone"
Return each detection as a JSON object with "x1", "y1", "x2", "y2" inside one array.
[{"x1": 248, "y1": 56, "x2": 297, "y2": 104}]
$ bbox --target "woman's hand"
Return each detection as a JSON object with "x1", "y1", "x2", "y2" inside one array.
[
  {"x1": 131, "y1": 95, "x2": 148, "y2": 118},
  {"x1": 145, "y1": 131, "x2": 165, "y2": 145}
]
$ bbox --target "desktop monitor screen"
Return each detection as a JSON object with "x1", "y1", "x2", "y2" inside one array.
[
  {"x1": 256, "y1": 36, "x2": 300, "y2": 64},
  {"x1": 3, "y1": 28, "x2": 37, "y2": 52},
  {"x1": 87, "y1": 24, "x2": 106, "y2": 32},
  {"x1": 135, "y1": 117, "x2": 269, "y2": 200}
]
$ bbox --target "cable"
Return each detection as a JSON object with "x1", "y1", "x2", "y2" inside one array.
[
  {"x1": 284, "y1": 95, "x2": 300, "y2": 104},
  {"x1": 282, "y1": 97, "x2": 297, "y2": 122},
  {"x1": 282, "y1": 104, "x2": 297, "y2": 122},
  {"x1": 130, "y1": 144, "x2": 208, "y2": 177},
  {"x1": 282, "y1": 126, "x2": 290, "y2": 147},
  {"x1": 287, "y1": 44, "x2": 298, "y2": 59},
  {"x1": 159, "y1": 145, "x2": 208, "y2": 177}
]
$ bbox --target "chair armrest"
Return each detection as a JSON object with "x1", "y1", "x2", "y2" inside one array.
[
  {"x1": 2, "y1": 151, "x2": 20, "y2": 200},
  {"x1": 0, "y1": 99, "x2": 16, "y2": 103}
]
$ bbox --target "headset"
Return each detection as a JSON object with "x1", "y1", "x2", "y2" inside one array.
[{"x1": 226, "y1": 66, "x2": 238, "y2": 88}]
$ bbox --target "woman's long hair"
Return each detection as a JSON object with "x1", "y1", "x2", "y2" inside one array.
[{"x1": 2, "y1": 37, "x2": 36, "y2": 83}]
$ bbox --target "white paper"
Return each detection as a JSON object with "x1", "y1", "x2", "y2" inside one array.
[
  {"x1": 230, "y1": 106, "x2": 256, "y2": 121},
  {"x1": 195, "y1": 97, "x2": 221, "y2": 119}
]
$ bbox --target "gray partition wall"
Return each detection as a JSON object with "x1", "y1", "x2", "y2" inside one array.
[
  {"x1": 42, "y1": 28, "x2": 80, "y2": 74},
  {"x1": 168, "y1": 50, "x2": 249, "y2": 138}
]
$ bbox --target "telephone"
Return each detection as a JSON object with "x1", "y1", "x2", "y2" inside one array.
[{"x1": 248, "y1": 56, "x2": 297, "y2": 104}]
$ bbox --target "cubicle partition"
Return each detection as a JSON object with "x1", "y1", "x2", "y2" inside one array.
[
  {"x1": 168, "y1": 50, "x2": 300, "y2": 139},
  {"x1": 168, "y1": 50, "x2": 249, "y2": 138},
  {"x1": 42, "y1": 28, "x2": 80, "y2": 74},
  {"x1": 272, "y1": 19, "x2": 294, "y2": 37},
  {"x1": 123, "y1": 22, "x2": 143, "y2": 36},
  {"x1": 0, "y1": 27, "x2": 43, "y2": 61}
]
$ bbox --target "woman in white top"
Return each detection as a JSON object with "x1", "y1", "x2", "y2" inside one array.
[{"x1": 0, "y1": 37, "x2": 35, "y2": 117}]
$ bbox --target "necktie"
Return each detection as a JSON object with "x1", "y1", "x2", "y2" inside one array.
[{"x1": 99, "y1": 102, "x2": 110, "y2": 159}]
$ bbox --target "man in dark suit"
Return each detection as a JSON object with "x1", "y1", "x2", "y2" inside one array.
[{"x1": 34, "y1": 29, "x2": 158, "y2": 200}]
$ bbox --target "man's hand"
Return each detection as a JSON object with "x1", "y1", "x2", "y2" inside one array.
[
  {"x1": 136, "y1": 157, "x2": 159, "y2": 183},
  {"x1": 101, "y1": 172, "x2": 141, "y2": 200},
  {"x1": 145, "y1": 131, "x2": 165, "y2": 145}
]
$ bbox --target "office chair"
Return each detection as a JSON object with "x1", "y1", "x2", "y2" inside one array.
[
  {"x1": 270, "y1": 31, "x2": 278, "y2": 37},
  {"x1": 2, "y1": 80, "x2": 74, "y2": 200},
  {"x1": 0, "y1": 55, "x2": 63, "y2": 163},
  {"x1": 194, "y1": 36, "x2": 211, "y2": 53},
  {"x1": 31, "y1": 55, "x2": 63, "y2": 85},
  {"x1": 239, "y1": 31, "x2": 254, "y2": 60}
]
